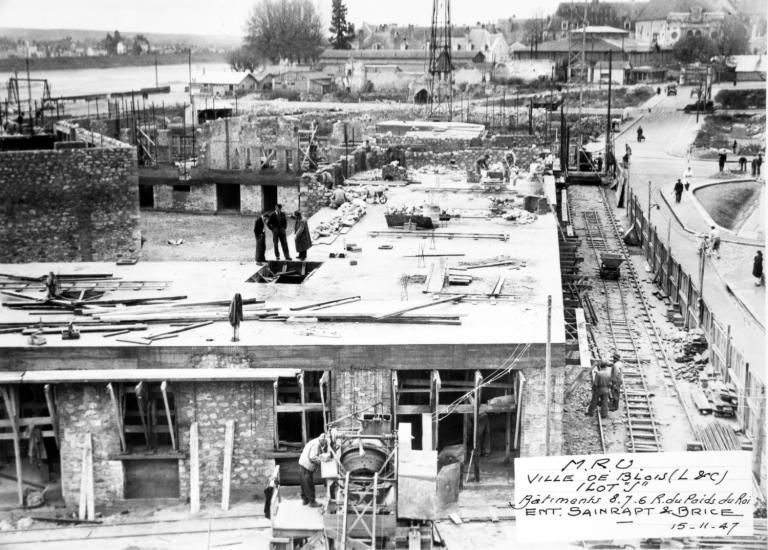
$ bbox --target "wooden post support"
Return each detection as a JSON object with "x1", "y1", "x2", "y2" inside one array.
[
  {"x1": 106, "y1": 383, "x2": 127, "y2": 453},
  {"x1": 391, "y1": 372, "x2": 399, "y2": 429},
  {"x1": 432, "y1": 370, "x2": 441, "y2": 451},
  {"x1": 515, "y1": 372, "x2": 526, "y2": 451},
  {"x1": 421, "y1": 413, "x2": 432, "y2": 451},
  {"x1": 160, "y1": 381, "x2": 176, "y2": 451},
  {"x1": 272, "y1": 381, "x2": 279, "y2": 449},
  {"x1": 545, "y1": 295, "x2": 552, "y2": 456},
  {"x1": 1, "y1": 386, "x2": 23, "y2": 506},
  {"x1": 319, "y1": 371, "x2": 330, "y2": 429},
  {"x1": 505, "y1": 408, "x2": 513, "y2": 464},
  {"x1": 134, "y1": 382, "x2": 150, "y2": 447},
  {"x1": 78, "y1": 432, "x2": 94, "y2": 520},
  {"x1": 221, "y1": 420, "x2": 234, "y2": 511},
  {"x1": 190, "y1": 422, "x2": 200, "y2": 513},
  {"x1": 298, "y1": 372, "x2": 308, "y2": 445},
  {"x1": 43, "y1": 384, "x2": 60, "y2": 448}
]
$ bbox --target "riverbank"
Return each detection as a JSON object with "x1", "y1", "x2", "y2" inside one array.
[{"x1": 0, "y1": 51, "x2": 228, "y2": 72}]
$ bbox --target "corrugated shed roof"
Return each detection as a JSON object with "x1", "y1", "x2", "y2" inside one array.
[
  {"x1": 572, "y1": 25, "x2": 630, "y2": 35},
  {"x1": 194, "y1": 71, "x2": 255, "y2": 85}
]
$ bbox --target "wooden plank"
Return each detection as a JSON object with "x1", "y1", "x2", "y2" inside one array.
[
  {"x1": 289, "y1": 296, "x2": 360, "y2": 311},
  {"x1": 375, "y1": 295, "x2": 466, "y2": 320},
  {"x1": 421, "y1": 413, "x2": 432, "y2": 451},
  {"x1": 106, "y1": 383, "x2": 127, "y2": 453},
  {"x1": 398, "y1": 422, "x2": 412, "y2": 455},
  {"x1": 490, "y1": 276, "x2": 505, "y2": 297},
  {"x1": 298, "y1": 372, "x2": 307, "y2": 445},
  {"x1": 78, "y1": 433, "x2": 94, "y2": 520},
  {"x1": 189, "y1": 422, "x2": 200, "y2": 513},
  {"x1": 160, "y1": 381, "x2": 176, "y2": 450},
  {"x1": 432, "y1": 370, "x2": 441, "y2": 451},
  {"x1": 12, "y1": 368, "x2": 298, "y2": 384},
  {"x1": 134, "y1": 382, "x2": 150, "y2": 446},
  {"x1": 145, "y1": 321, "x2": 214, "y2": 340},
  {"x1": 221, "y1": 420, "x2": 234, "y2": 511},
  {"x1": 43, "y1": 384, "x2": 60, "y2": 448},
  {"x1": 0, "y1": 386, "x2": 23, "y2": 506}
]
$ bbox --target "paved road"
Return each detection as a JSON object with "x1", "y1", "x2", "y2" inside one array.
[{"x1": 609, "y1": 84, "x2": 765, "y2": 383}]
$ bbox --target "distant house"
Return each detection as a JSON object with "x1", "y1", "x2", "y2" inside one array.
[
  {"x1": 545, "y1": 1, "x2": 641, "y2": 40},
  {"x1": 319, "y1": 48, "x2": 486, "y2": 74},
  {"x1": 116, "y1": 41, "x2": 126, "y2": 55},
  {"x1": 195, "y1": 72, "x2": 258, "y2": 97},
  {"x1": 633, "y1": 0, "x2": 736, "y2": 49},
  {"x1": 272, "y1": 70, "x2": 334, "y2": 98},
  {"x1": 453, "y1": 27, "x2": 510, "y2": 62},
  {"x1": 727, "y1": 54, "x2": 767, "y2": 81}
]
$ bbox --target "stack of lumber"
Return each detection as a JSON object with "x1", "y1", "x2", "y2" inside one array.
[
  {"x1": 447, "y1": 267, "x2": 472, "y2": 286},
  {"x1": 694, "y1": 421, "x2": 766, "y2": 513}
]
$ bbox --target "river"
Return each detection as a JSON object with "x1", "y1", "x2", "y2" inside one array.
[{"x1": 0, "y1": 62, "x2": 230, "y2": 108}]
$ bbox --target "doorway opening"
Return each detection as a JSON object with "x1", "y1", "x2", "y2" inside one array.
[
  {"x1": 216, "y1": 183, "x2": 241, "y2": 212},
  {"x1": 138, "y1": 184, "x2": 154, "y2": 208},
  {"x1": 262, "y1": 185, "x2": 278, "y2": 213}
]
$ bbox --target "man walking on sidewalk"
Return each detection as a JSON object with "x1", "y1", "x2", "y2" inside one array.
[{"x1": 674, "y1": 179, "x2": 684, "y2": 203}]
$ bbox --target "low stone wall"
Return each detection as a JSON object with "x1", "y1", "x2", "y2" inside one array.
[
  {"x1": 0, "y1": 146, "x2": 140, "y2": 262},
  {"x1": 58, "y1": 384, "x2": 125, "y2": 505},
  {"x1": 153, "y1": 183, "x2": 217, "y2": 212},
  {"x1": 175, "y1": 381, "x2": 275, "y2": 501}
]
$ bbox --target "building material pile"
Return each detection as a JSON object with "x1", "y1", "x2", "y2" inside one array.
[
  {"x1": 381, "y1": 162, "x2": 408, "y2": 181},
  {"x1": 313, "y1": 199, "x2": 367, "y2": 242},
  {"x1": 671, "y1": 328, "x2": 709, "y2": 381}
]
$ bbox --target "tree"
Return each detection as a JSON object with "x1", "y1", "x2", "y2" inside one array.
[
  {"x1": 242, "y1": 0, "x2": 323, "y2": 65},
  {"x1": 132, "y1": 34, "x2": 151, "y2": 55},
  {"x1": 329, "y1": 0, "x2": 355, "y2": 50},
  {"x1": 228, "y1": 47, "x2": 257, "y2": 72},
  {"x1": 672, "y1": 34, "x2": 716, "y2": 64},
  {"x1": 713, "y1": 15, "x2": 749, "y2": 57}
]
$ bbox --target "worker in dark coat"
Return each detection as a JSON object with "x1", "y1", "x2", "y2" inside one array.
[
  {"x1": 254, "y1": 212, "x2": 267, "y2": 263},
  {"x1": 674, "y1": 179, "x2": 684, "y2": 203},
  {"x1": 754, "y1": 251, "x2": 764, "y2": 286},
  {"x1": 294, "y1": 211, "x2": 312, "y2": 260},
  {"x1": 587, "y1": 362, "x2": 612, "y2": 419},
  {"x1": 718, "y1": 152, "x2": 727, "y2": 172},
  {"x1": 267, "y1": 204, "x2": 291, "y2": 260},
  {"x1": 610, "y1": 352, "x2": 624, "y2": 411}
]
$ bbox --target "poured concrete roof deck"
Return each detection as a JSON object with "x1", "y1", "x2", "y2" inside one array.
[{"x1": 0, "y1": 175, "x2": 565, "y2": 352}]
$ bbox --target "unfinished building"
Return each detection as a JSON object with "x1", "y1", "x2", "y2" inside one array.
[
  {"x1": 0, "y1": 171, "x2": 564, "y2": 509},
  {"x1": 0, "y1": 122, "x2": 141, "y2": 263}
]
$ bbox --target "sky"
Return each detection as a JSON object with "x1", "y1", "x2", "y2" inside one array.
[{"x1": 0, "y1": 0, "x2": 565, "y2": 36}]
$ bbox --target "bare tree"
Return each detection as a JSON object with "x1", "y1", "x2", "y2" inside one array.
[{"x1": 243, "y1": 0, "x2": 323, "y2": 64}]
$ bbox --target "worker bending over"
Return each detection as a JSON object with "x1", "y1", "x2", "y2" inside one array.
[{"x1": 298, "y1": 433, "x2": 330, "y2": 507}]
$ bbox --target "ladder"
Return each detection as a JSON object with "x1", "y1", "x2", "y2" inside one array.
[{"x1": 339, "y1": 472, "x2": 379, "y2": 550}]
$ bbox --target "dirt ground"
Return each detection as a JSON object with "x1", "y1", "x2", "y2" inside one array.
[{"x1": 139, "y1": 211, "x2": 295, "y2": 262}]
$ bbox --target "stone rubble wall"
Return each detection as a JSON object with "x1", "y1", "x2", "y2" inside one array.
[{"x1": 0, "y1": 147, "x2": 140, "y2": 262}]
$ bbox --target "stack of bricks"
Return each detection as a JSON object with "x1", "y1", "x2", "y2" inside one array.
[{"x1": 0, "y1": 147, "x2": 140, "y2": 262}]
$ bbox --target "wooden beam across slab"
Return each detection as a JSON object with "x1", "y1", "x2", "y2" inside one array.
[{"x1": 375, "y1": 295, "x2": 466, "y2": 320}]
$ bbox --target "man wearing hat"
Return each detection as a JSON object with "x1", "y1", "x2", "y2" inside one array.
[
  {"x1": 267, "y1": 204, "x2": 291, "y2": 260},
  {"x1": 587, "y1": 362, "x2": 612, "y2": 419},
  {"x1": 298, "y1": 433, "x2": 329, "y2": 507},
  {"x1": 610, "y1": 352, "x2": 624, "y2": 411}
]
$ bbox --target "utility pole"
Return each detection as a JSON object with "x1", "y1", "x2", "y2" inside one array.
[
  {"x1": 154, "y1": 52, "x2": 158, "y2": 88},
  {"x1": 188, "y1": 49, "x2": 196, "y2": 159},
  {"x1": 605, "y1": 50, "x2": 612, "y2": 175},
  {"x1": 545, "y1": 295, "x2": 552, "y2": 456},
  {"x1": 647, "y1": 180, "x2": 653, "y2": 244},
  {"x1": 698, "y1": 239, "x2": 707, "y2": 326}
]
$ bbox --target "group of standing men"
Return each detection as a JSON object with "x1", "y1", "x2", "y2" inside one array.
[
  {"x1": 587, "y1": 352, "x2": 624, "y2": 419},
  {"x1": 253, "y1": 204, "x2": 313, "y2": 263}
]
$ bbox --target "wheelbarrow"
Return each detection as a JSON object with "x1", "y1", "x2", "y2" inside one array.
[{"x1": 599, "y1": 253, "x2": 625, "y2": 280}]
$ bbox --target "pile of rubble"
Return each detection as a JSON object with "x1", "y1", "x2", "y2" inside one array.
[
  {"x1": 671, "y1": 328, "x2": 709, "y2": 381},
  {"x1": 313, "y1": 199, "x2": 367, "y2": 238},
  {"x1": 381, "y1": 163, "x2": 408, "y2": 181}
]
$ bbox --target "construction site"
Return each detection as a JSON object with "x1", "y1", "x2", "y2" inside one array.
[{"x1": 0, "y1": 1, "x2": 766, "y2": 549}]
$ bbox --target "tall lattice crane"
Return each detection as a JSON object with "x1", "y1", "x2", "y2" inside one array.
[{"x1": 428, "y1": 0, "x2": 453, "y2": 120}]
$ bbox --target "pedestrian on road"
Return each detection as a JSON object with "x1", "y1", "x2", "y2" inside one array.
[
  {"x1": 739, "y1": 156, "x2": 748, "y2": 172},
  {"x1": 293, "y1": 211, "x2": 312, "y2": 261},
  {"x1": 732, "y1": 140, "x2": 738, "y2": 154},
  {"x1": 267, "y1": 204, "x2": 292, "y2": 261},
  {"x1": 610, "y1": 352, "x2": 624, "y2": 411},
  {"x1": 683, "y1": 165, "x2": 693, "y2": 190},
  {"x1": 757, "y1": 154, "x2": 763, "y2": 177},
  {"x1": 753, "y1": 251, "x2": 764, "y2": 286},
  {"x1": 298, "y1": 433, "x2": 328, "y2": 507},
  {"x1": 709, "y1": 226, "x2": 721, "y2": 259},
  {"x1": 718, "y1": 151, "x2": 727, "y2": 173},
  {"x1": 587, "y1": 362, "x2": 612, "y2": 419},
  {"x1": 674, "y1": 179, "x2": 684, "y2": 203},
  {"x1": 254, "y1": 212, "x2": 268, "y2": 263}
]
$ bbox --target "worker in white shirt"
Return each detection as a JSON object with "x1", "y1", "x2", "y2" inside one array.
[
  {"x1": 298, "y1": 433, "x2": 329, "y2": 507},
  {"x1": 709, "y1": 226, "x2": 721, "y2": 259}
]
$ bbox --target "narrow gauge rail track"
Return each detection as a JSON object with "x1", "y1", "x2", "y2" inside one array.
[{"x1": 579, "y1": 206, "x2": 662, "y2": 452}]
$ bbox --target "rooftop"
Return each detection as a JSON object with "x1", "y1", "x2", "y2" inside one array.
[
  {"x1": 0, "y1": 174, "x2": 565, "y2": 354},
  {"x1": 194, "y1": 71, "x2": 256, "y2": 85}
]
